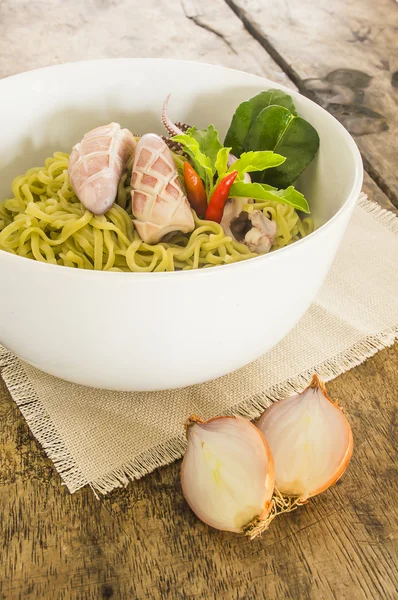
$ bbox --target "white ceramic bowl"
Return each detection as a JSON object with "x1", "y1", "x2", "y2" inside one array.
[{"x1": 0, "y1": 59, "x2": 363, "y2": 391}]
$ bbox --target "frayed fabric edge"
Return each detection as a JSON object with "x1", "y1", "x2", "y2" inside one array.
[
  {"x1": 89, "y1": 325, "x2": 397, "y2": 495},
  {"x1": 358, "y1": 195, "x2": 398, "y2": 234},
  {"x1": 0, "y1": 347, "x2": 87, "y2": 491}
]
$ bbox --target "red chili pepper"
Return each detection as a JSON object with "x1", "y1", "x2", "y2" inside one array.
[
  {"x1": 205, "y1": 170, "x2": 238, "y2": 223},
  {"x1": 183, "y1": 162, "x2": 208, "y2": 218}
]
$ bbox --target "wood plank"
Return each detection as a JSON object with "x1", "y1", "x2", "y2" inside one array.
[
  {"x1": 0, "y1": 0, "x2": 391, "y2": 213},
  {"x1": 1, "y1": 345, "x2": 397, "y2": 599},
  {"x1": 362, "y1": 172, "x2": 398, "y2": 215},
  {"x1": 0, "y1": 0, "x2": 292, "y2": 85},
  {"x1": 225, "y1": 0, "x2": 398, "y2": 206}
]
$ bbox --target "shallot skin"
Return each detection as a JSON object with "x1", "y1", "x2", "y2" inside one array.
[
  {"x1": 69, "y1": 123, "x2": 136, "y2": 215},
  {"x1": 131, "y1": 133, "x2": 194, "y2": 244}
]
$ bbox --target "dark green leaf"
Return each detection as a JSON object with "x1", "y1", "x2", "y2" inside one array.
[
  {"x1": 245, "y1": 106, "x2": 320, "y2": 188},
  {"x1": 243, "y1": 105, "x2": 293, "y2": 153},
  {"x1": 224, "y1": 89, "x2": 297, "y2": 156},
  {"x1": 267, "y1": 117, "x2": 319, "y2": 188}
]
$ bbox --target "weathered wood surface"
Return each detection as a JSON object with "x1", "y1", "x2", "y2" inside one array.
[
  {"x1": 226, "y1": 0, "x2": 398, "y2": 206},
  {"x1": 1, "y1": 345, "x2": 397, "y2": 600},
  {"x1": 0, "y1": 0, "x2": 397, "y2": 598},
  {"x1": 0, "y1": 0, "x2": 291, "y2": 85}
]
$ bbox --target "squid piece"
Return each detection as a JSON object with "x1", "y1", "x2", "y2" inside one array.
[
  {"x1": 243, "y1": 211, "x2": 277, "y2": 254},
  {"x1": 68, "y1": 123, "x2": 136, "y2": 215},
  {"x1": 221, "y1": 198, "x2": 277, "y2": 254},
  {"x1": 221, "y1": 197, "x2": 251, "y2": 237},
  {"x1": 131, "y1": 133, "x2": 194, "y2": 244}
]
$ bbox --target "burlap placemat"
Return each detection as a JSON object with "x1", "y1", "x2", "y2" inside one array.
[{"x1": 1, "y1": 194, "x2": 397, "y2": 495}]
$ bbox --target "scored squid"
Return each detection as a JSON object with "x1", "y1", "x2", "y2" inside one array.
[
  {"x1": 131, "y1": 133, "x2": 194, "y2": 244},
  {"x1": 68, "y1": 123, "x2": 136, "y2": 215}
]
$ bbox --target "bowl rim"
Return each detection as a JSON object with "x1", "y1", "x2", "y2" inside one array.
[{"x1": 0, "y1": 57, "x2": 364, "y2": 280}]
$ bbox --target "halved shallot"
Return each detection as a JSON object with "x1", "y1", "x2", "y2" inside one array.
[
  {"x1": 256, "y1": 375, "x2": 354, "y2": 501},
  {"x1": 180, "y1": 415, "x2": 275, "y2": 535}
]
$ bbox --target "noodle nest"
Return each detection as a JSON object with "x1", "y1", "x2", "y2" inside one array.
[{"x1": 0, "y1": 152, "x2": 313, "y2": 272}]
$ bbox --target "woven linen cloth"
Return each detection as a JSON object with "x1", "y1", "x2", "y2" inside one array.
[{"x1": 1, "y1": 195, "x2": 397, "y2": 495}]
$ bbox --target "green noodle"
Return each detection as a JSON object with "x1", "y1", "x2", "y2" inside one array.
[{"x1": 0, "y1": 152, "x2": 314, "y2": 272}]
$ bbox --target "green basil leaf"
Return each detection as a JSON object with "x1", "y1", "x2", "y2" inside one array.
[
  {"x1": 215, "y1": 146, "x2": 231, "y2": 179},
  {"x1": 224, "y1": 89, "x2": 297, "y2": 156},
  {"x1": 245, "y1": 106, "x2": 320, "y2": 188},
  {"x1": 228, "y1": 150, "x2": 285, "y2": 181},
  {"x1": 172, "y1": 133, "x2": 214, "y2": 194},
  {"x1": 229, "y1": 181, "x2": 310, "y2": 213},
  {"x1": 186, "y1": 125, "x2": 222, "y2": 173},
  {"x1": 274, "y1": 186, "x2": 310, "y2": 213}
]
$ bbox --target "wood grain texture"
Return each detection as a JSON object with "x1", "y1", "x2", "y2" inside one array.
[
  {"x1": 0, "y1": 0, "x2": 397, "y2": 598},
  {"x1": 225, "y1": 0, "x2": 398, "y2": 206},
  {"x1": 1, "y1": 345, "x2": 397, "y2": 599},
  {"x1": 362, "y1": 172, "x2": 398, "y2": 215},
  {"x1": 0, "y1": 0, "x2": 292, "y2": 86}
]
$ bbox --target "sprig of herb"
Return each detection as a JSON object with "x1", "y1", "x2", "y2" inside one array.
[{"x1": 172, "y1": 117, "x2": 311, "y2": 214}]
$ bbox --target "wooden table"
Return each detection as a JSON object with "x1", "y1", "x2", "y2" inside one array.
[{"x1": 0, "y1": 1, "x2": 397, "y2": 598}]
